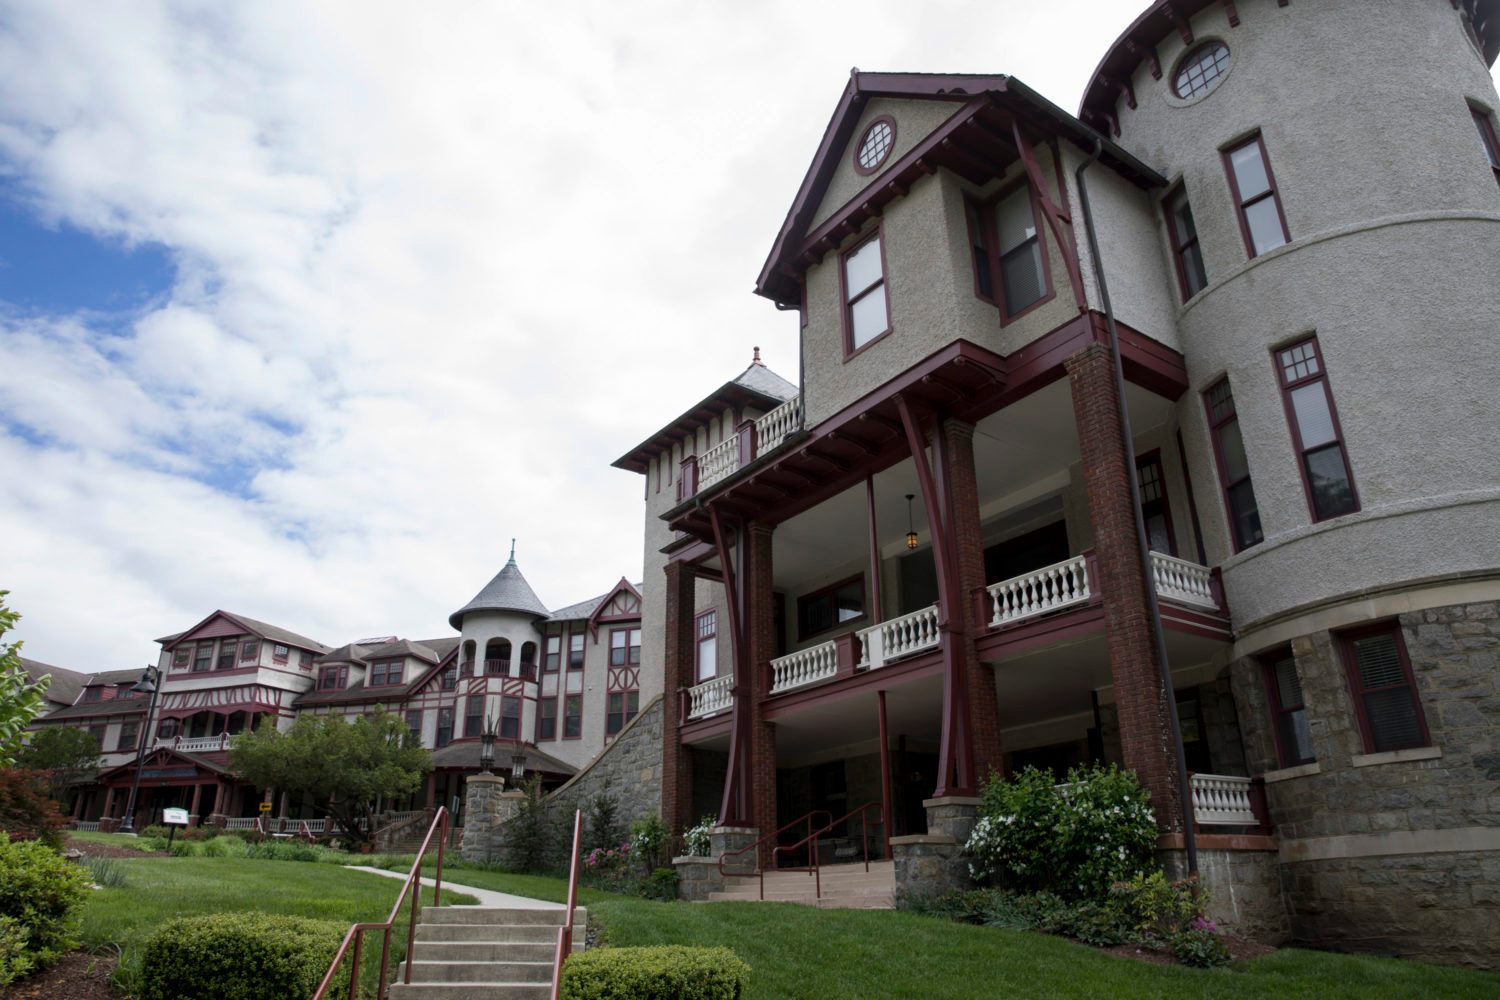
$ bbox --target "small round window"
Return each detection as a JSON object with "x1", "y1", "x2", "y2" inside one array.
[
  {"x1": 1173, "y1": 41, "x2": 1230, "y2": 100},
  {"x1": 855, "y1": 118, "x2": 895, "y2": 174}
]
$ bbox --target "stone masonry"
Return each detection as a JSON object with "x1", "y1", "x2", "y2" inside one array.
[
  {"x1": 891, "y1": 796, "x2": 981, "y2": 901},
  {"x1": 1229, "y1": 601, "x2": 1500, "y2": 967}
]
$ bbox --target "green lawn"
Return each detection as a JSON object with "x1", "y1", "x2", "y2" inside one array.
[
  {"x1": 399, "y1": 867, "x2": 1500, "y2": 1000},
  {"x1": 78, "y1": 856, "x2": 476, "y2": 995}
]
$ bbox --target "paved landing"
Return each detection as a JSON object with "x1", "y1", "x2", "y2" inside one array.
[{"x1": 344, "y1": 866, "x2": 565, "y2": 909}]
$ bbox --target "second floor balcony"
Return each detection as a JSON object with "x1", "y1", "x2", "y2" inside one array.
[{"x1": 677, "y1": 395, "x2": 802, "y2": 501}]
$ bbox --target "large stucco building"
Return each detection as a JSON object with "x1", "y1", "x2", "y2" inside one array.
[{"x1": 618, "y1": 0, "x2": 1500, "y2": 966}]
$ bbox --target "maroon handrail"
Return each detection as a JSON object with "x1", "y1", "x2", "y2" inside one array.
[
  {"x1": 311, "y1": 806, "x2": 449, "y2": 1000},
  {"x1": 717, "y1": 809, "x2": 831, "y2": 900},
  {"x1": 550, "y1": 809, "x2": 583, "y2": 1000},
  {"x1": 772, "y1": 801, "x2": 880, "y2": 901}
]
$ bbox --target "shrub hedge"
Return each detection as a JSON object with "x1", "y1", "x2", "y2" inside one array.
[
  {"x1": 561, "y1": 945, "x2": 750, "y2": 1000},
  {"x1": 139, "y1": 912, "x2": 348, "y2": 1000},
  {"x1": 0, "y1": 834, "x2": 90, "y2": 974}
]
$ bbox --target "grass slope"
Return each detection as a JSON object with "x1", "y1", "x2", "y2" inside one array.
[{"x1": 413, "y1": 867, "x2": 1500, "y2": 1000}]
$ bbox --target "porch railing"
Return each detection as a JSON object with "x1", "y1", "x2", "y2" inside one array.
[
  {"x1": 549, "y1": 809, "x2": 583, "y2": 1000},
  {"x1": 1189, "y1": 773, "x2": 1262, "y2": 826},
  {"x1": 858, "y1": 603, "x2": 940, "y2": 671},
  {"x1": 311, "y1": 807, "x2": 448, "y2": 1000},
  {"x1": 697, "y1": 436, "x2": 741, "y2": 491},
  {"x1": 154, "y1": 734, "x2": 241, "y2": 753},
  {"x1": 754, "y1": 396, "x2": 800, "y2": 454},
  {"x1": 770, "y1": 640, "x2": 839, "y2": 694},
  {"x1": 986, "y1": 554, "x2": 1091, "y2": 628},
  {"x1": 70, "y1": 821, "x2": 101, "y2": 832},
  {"x1": 1149, "y1": 552, "x2": 1218, "y2": 609},
  {"x1": 679, "y1": 395, "x2": 802, "y2": 499},
  {"x1": 685, "y1": 675, "x2": 733, "y2": 720}
]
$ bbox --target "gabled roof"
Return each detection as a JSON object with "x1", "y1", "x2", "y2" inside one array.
[
  {"x1": 85, "y1": 668, "x2": 150, "y2": 686},
  {"x1": 755, "y1": 70, "x2": 1163, "y2": 307},
  {"x1": 1080, "y1": 0, "x2": 1500, "y2": 131},
  {"x1": 34, "y1": 696, "x2": 148, "y2": 722},
  {"x1": 612, "y1": 352, "x2": 798, "y2": 475},
  {"x1": 20, "y1": 658, "x2": 86, "y2": 707},
  {"x1": 155, "y1": 610, "x2": 331, "y2": 654},
  {"x1": 547, "y1": 579, "x2": 644, "y2": 623},
  {"x1": 449, "y1": 550, "x2": 551, "y2": 630}
]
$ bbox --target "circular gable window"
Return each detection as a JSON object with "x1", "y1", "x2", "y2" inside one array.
[
  {"x1": 854, "y1": 117, "x2": 896, "y2": 174},
  {"x1": 1173, "y1": 41, "x2": 1230, "y2": 100}
]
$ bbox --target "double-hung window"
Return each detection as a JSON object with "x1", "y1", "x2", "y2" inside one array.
[
  {"x1": 1340, "y1": 625, "x2": 1429, "y2": 753},
  {"x1": 538, "y1": 698, "x2": 557, "y2": 740},
  {"x1": 1165, "y1": 186, "x2": 1208, "y2": 300},
  {"x1": 1274, "y1": 338, "x2": 1358, "y2": 520},
  {"x1": 1203, "y1": 378, "x2": 1264, "y2": 551},
  {"x1": 1223, "y1": 133, "x2": 1290, "y2": 257},
  {"x1": 610, "y1": 628, "x2": 641, "y2": 667},
  {"x1": 404, "y1": 710, "x2": 423, "y2": 741},
  {"x1": 215, "y1": 641, "x2": 237, "y2": 671},
  {"x1": 319, "y1": 665, "x2": 346, "y2": 690},
  {"x1": 695, "y1": 611, "x2": 717, "y2": 684},
  {"x1": 1261, "y1": 649, "x2": 1315, "y2": 767},
  {"x1": 996, "y1": 184, "x2": 1046, "y2": 315},
  {"x1": 543, "y1": 634, "x2": 562, "y2": 672},
  {"x1": 435, "y1": 707, "x2": 454, "y2": 747},
  {"x1": 240, "y1": 639, "x2": 259, "y2": 663},
  {"x1": 464, "y1": 696, "x2": 484, "y2": 738},
  {"x1": 567, "y1": 629, "x2": 585, "y2": 670},
  {"x1": 1472, "y1": 104, "x2": 1500, "y2": 187},
  {"x1": 371, "y1": 660, "x2": 404, "y2": 687},
  {"x1": 500, "y1": 696, "x2": 522, "y2": 740},
  {"x1": 563, "y1": 695, "x2": 583, "y2": 739},
  {"x1": 1136, "y1": 451, "x2": 1176, "y2": 555},
  {"x1": 193, "y1": 644, "x2": 212, "y2": 672},
  {"x1": 173, "y1": 647, "x2": 190, "y2": 670},
  {"x1": 117, "y1": 719, "x2": 140, "y2": 752},
  {"x1": 607, "y1": 690, "x2": 640, "y2": 737},
  {"x1": 841, "y1": 230, "x2": 889, "y2": 354}
]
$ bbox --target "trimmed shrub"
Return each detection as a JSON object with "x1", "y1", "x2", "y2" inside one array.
[
  {"x1": 0, "y1": 769, "x2": 66, "y2": 848},
  {"x1": 199, "y1": 835, "x2": 249, "y2": 858},
  {"x1": 0, "y1": 915, "x2": 35, "y2": 988},
  {"x1": 0, "y1": 834, "x2": 90, "y2": 968},
  {"x1": 561, "y1": 945, "x2": 749, "y2": 1000},
  {"x1": 139, "y1": 912, "x2": 348, "y2": 1000},
  {"x1": 968, "y1": 764, "x2": 1156, "y2": 899},
  {"x1": 1107, "y1": 871, "x2": 1208, "y2": 946},
  {"x1": 1172, "y1": 924, "x2": 1232, "y2": 968}
]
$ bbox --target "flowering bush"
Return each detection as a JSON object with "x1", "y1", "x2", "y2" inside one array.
[
  {"x1": 967, "y1": 764, "x2": 1156, "y2": 899},
  {"x1": 581, "y1": 841, "x2": 633, "y2": 890},
  {"x1": 630, "y1": 813, "x2": 669, "y2": 871},
  {"x1": 684, "y1": 816, "x2": 715, "y2": 858}
]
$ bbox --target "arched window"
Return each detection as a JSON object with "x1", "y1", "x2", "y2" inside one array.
[
  {"x1": 485, "y1": 639, "x2": 512, "y2": 675},
  {"x1": 1173, "y1": 41, "x2": 1230, "y2": 100}
]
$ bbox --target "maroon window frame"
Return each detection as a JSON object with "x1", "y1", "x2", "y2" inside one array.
[
  {"x1": 1471, "y1": 104, "x2": 1500, "y2": 187},
  {"x1": 499, "y1": 695, "x2": 522, "y2": 740},
  {"x1": 543, "y1": 632, "x2": 561, "y2": 672},
  {"x1": 173, "y1": 647, "x2": 191, "y2": 669},
  {"x1": 240, "y1": 639, "x2": 260, "y2": 661},
  {"x1": 193, "y1": 643, "x2": 213, "y2": 673},
  {"x1": 538, "y1": 697, "x2": 557, "y2": 741},
  {"x1": 695, "y1": 610, "x2": 717, "y2": 683},
  {"x1": 839, "y1": 227, "x2": 891, "y2": 359},
  {"x1": 215, "y1": 641, "x2": 237, "y2": 671},
  {"x1": 370, "y1": 659, "x2": 404, "y2": 687},
  {"x1": 1338, "y1": 623, "x2": 1430, "y2": 753},
  {"x1": 440, "y1": 662, "x2": 457, "y2": 690},
  {"x1": 1135, "y1": 450, "x2": 1177, "y2": 556},
  {"x1": 318, "y1": 665, "x2": 347, "y2": 690},
  {"x1": 796, "y1": 574, "x2": 867, "y2": 642},
  {"x1": 1203, "y1": 378, "x2": 1264, "y2": 552},
  {"x1": 435, "y1": 706, "x2": 454, "y2": 747},
  {"x1": 298, "y1": 649, "x2": 314, "y2": 670},
  {"x1": 1273, "y1": 337, "x2": 1359, "y2": 521},
  {"x1": 606, "y1": 690, "x2": 639, "y2": 737},
  {"x1": 563, "y1": 694, "x2": 583, "y2": 740},
  {"x1": 116, "y1": 719, "x2": 140, "y2": 752},
  {"x1": 852, "y1": 115, "x2": 897, "y2": 175},
  {"x1": 1222, "y1": 133, "x2": 1291, "y2": 258},
  {"x1": 609, "y1": 627, "x2": 641, "y2": 667},
  {"x1": 404, "y1": 710, "x2": 423, "y2": 740},
  {"x1": 567, "y1": 627, "x2": 585, "y2": 671},
  {"x1": 1164, "y1": 184, "x2": 1208, "y2": 301},
  {"x1": 1260, "y1": 648, "x2": 1316, "y2": 767},
  {"x1": 272, "y1": 643, "x2": 289, "y2": 662},
  {"x1": 964, "y1": 182, "x2": 1054, "y2": 323},
  {"x1": 463, "y1": 696, "x2": 485, "y2": 738}
]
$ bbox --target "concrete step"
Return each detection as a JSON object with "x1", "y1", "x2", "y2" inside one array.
[
  {"x1": 388, "y1": 984, "x2": 550, "y2": 999},
  {"x1": 399, "y1": 960, "x2": 552, "y2": 983},
  {"x1": 410, "y1": 941, "x2": 558, "y2": 962},
  {"x1": 416, "y1": 923, "x2": 583, "y2": 944},
  {"x1": 420, "y1": 906, "x2": 578, "y2": 926}
]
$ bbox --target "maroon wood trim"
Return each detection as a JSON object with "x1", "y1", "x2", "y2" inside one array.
[
  {"x1": 1162, "y1": 182, "x2": 1205, "y2": 302},
  {"x1": 795, "y1": 573, "x2": 868, "y2": 643},
  {"x1": 962, "y1": 192, "x2": 999, "y2": 307},
  {"x1": 974, "y1": 597, "x2": 1107, "y2": 661},
  {"x1": 1257, "y1": 646, "x2": 1310, "y2": 769},
  {"x1": 1202, "y1": 377, "x2": 1259, "y2": 553},
  {"x1": 1011, "y1": 119, "x2": 1086, "y2": 314},
  {"x1": 865, "y1": 475, "x2": 884, "y2": 625},
  {"x1": 839, "y1": 224, "x2": 892, "y2": 361},
  {"x1": 761, "y1": 649, "x2": 944, "y2": 719},
  {"x1": 1225, "y1": 1, "x2": 1240, "y2": 27},
  {"x1": 678, "y1": 712, "x2": 732, "y2": 744},
  {"x1": 1336, "y1": 621, "x2": 1431, "y2": 754},
  {"x1": 1157, "y1": 831, "x2": 1277, "y2": 851},
  {"x1": 1175, "y1": 429, "x2": 1209, "y2": 565},
  {"x1": 1222, "y1": 132, "x2": 1292, "y2": 259},
  {"x1": 1157, "y1": 605, "x2": 1234, "y2": 641},
  {"x1": 1271, "y1": 336, "x2": 1360, "y2": 521},
  {"x1": 1135, "y1": 448, "x2": 1178, "y2": 557},
  {"x1": 852, "y1": 114, "x2": 898, "y2": 176}
]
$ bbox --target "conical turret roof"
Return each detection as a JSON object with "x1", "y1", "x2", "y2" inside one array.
[{"x1": 449, "y1": 544, "x2": 550, "y2": 629}]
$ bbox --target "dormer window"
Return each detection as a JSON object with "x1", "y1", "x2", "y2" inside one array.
[
  {"x1": 1173, "y1": 41, "x2": 1230, "y2": 100},
  {"x1": 240, "y1": 639, "x2": 259, "y2": 662},
  {"x1": 319, "y1": 665, "x2": 348, "y2": 690},
  {"x1": 272, "y1": 643, "x2": 290, "y2": 662},
  {"x1": 841, "y1": 230, "x2": 890, "y2": 356},
  {"x1": 173, "y1": 647, "x2": 190, "y2": 669},
  {"x1": 83, "y1": 686, "x2": 103, "y2": 703},
  {"x1": 193, "y1": 644, "x2": 212, "y2": 672},
  {"x1": 216, "y1": 641, "x2": 237, "y2": 671},
  {"x1": 370, "y1": 660, "x2": 404, "y2": 687}
]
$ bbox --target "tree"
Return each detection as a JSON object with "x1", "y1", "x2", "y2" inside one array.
[
  {"x1": 16, "y1": 727, "x2": 102, "y2": 802},
  {"x1": 228, "y1": 710, "x2": 431, "y2": 844},
  {"x1": 0, "y1": 592, "x2": 50, "y2": 767}
]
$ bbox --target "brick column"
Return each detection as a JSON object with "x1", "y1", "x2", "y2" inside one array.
[
  {"x1": 942, "y1": 418, "x2": 1004, "y2": 784},
  {"x1": 661, "y1": 560, "x2": 697, "y2": 836},
  {"x1": 1065, "y1": 343, "x2": 1184, "y2": 831},
  {"x1": 746, "y1": 521, "x2": 778, "y2": 866}
]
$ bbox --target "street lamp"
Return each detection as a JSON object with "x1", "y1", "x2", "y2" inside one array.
[
  {"x1": 118, "y1": 665, "x2": 162, "y2": 835},
  {"x1": 478, "y1": 715, "x2": 497, "y2": 775},
  {"x1": 509, "y1": 746, "x2": 528, "y2": 789}
]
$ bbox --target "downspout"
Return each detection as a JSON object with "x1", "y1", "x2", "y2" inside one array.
[{"x1": 1074, "y1": 138, "x2": 1198, "y2": 875}]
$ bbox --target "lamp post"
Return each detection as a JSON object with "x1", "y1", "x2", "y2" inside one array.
[
  {"x1": 479, "y1": 715, "x2": 497, "y2": 775},
  {"x1": 118, "y1": 665, "x2": 162, "y2": 835},
  {"x1": 509, "y1": 746, "x2": 528, "y2": 790}
]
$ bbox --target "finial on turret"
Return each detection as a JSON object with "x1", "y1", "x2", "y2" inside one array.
[
  {"x1": 508, "y1": 538, "x2": 516, "y2": 563},
  {"x1": 752, "y1": 346, "x2": 763, "y2": 365}
]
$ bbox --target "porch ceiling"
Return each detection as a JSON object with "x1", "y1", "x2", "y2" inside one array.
[{"x1": 770, "y1": 670, "x2": 943, "y2": 765}]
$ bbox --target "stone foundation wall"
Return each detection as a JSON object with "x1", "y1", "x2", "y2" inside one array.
[
  {"x1": 891, "y1": 797, "x2": 979, "y2": 902},
  {"x1": 1162, "y1": 847, "x2": 1290, "y2": 943}
]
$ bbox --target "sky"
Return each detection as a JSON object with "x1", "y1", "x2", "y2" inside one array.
[{"x1": 2, "y1": 2, "x2": 1495, "y2": 673}]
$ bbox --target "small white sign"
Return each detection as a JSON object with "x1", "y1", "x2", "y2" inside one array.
[{"x1": 162, "y1": 807, "x2": 191, "y2": 826}]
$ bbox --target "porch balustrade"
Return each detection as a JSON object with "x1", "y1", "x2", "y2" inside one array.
[
  {"x1": 682, "y1": 395, "x2": 802, "y2": 498},
  {"x1": 1189, "y1": 773, "x2": 1260, "y2": 826},
  {"x1": 70, "y1": 821, "x2": 101, "y2": 832},
  {"x1": 1149, "y1": 552, "x2": 1219, "y2": 609},
  {"x1": 154, "y1": 734, "x2": 241, "y2": 753},
  {"x1": 697, "y1": 436, "x2": 741, "y2": 491},
  {"x1": 754, "y1": 396, "x2": 800, "y2": 454},
  {"x1": 769, "y1": 640, "x2": 839, "y2": 694},
  {"x1": 986, "y1": 554, "x2": 1092, "y2": 628},
  {"x1": 858, "y1": 603, "x2": 940, "y2": 671},
  {"x1": 685, "y1": 674, "x2": 734, "y2": 720}
]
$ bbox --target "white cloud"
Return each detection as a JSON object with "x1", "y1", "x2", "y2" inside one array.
[{"x1": 2, "y1": 1, "x2": 1492, "y2": 668}]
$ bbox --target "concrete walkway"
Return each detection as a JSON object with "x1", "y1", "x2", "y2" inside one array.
[{"x1": 345, "y1": 865, "x2": 565, "y2": 909}]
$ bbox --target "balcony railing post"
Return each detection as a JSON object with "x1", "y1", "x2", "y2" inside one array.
[
  {"x1": 736, "y1": 419, "x2": 757, "y2": 466},
  {"x1": 834, "y1": 633, "x2": 857, "y2": 679},
  {"x1": 678, "y1": 455, "x2": 698, "y2": 501}
]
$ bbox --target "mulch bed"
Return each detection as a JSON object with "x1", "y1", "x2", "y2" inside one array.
[
  {"x1": 1105, "y1": 933, "x2": 1277, "y2": 966},
  {"x1": 1, "y1": 952, "x2": 120, "y2": 1000},
  {"x1": 64, "y1": 837, "x2": 155, "y2": 859}
]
